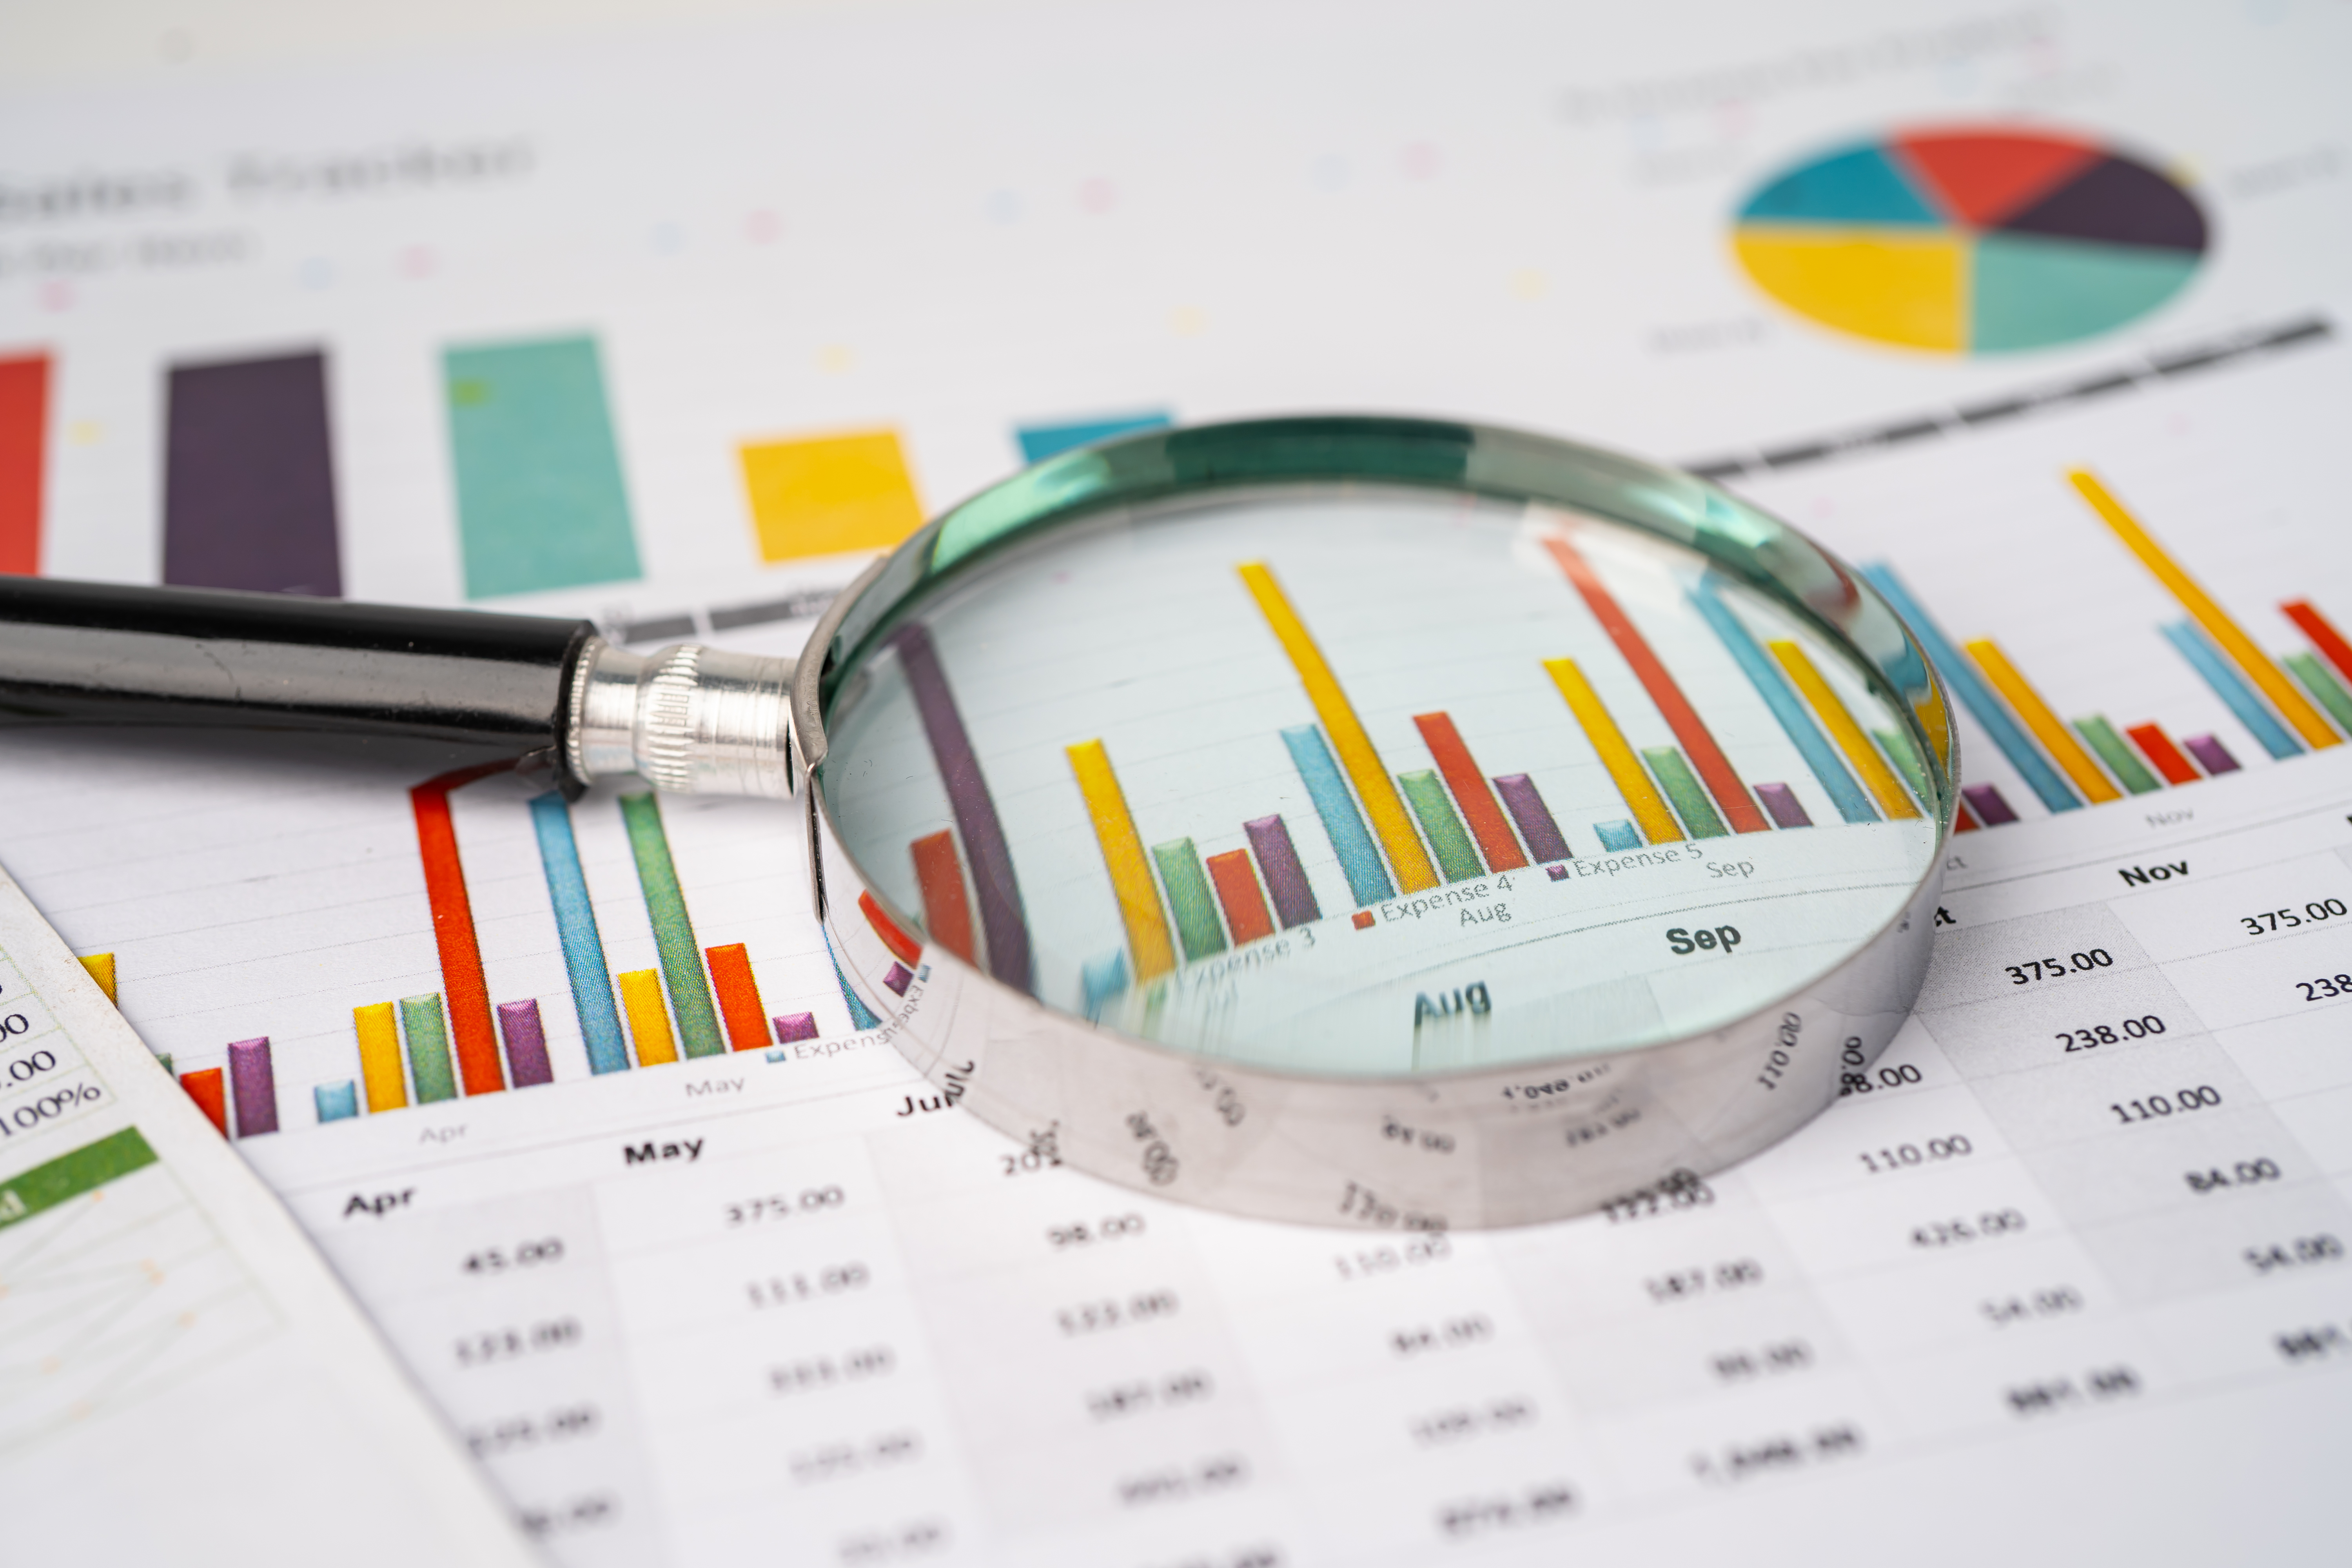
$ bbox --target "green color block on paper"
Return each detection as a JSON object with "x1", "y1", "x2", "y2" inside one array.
[
  {"x1": 1643, "y1": 748, "x2": 1729, "y2": 839},
  {"x1": 1397, "y1": 770, "x2": 1485, "y2": 882},
  {"x1": 1151, "y1": 838, "x2": 1228, "y2": 963},
  {"x1": 400, "y1": 993, "x2": 459, "y2": 1103},
  {"x1": 2071, "y1": 716, "x2": 2161, "y2": 795},
  {"x1": 2284, "y1": 653, "x2": 2352, "y2": 738},
  {"x1": 619, "y1": 793, "x2": 726, "y2": 1058},
  {"x1": 0, "y1": 1128, "x2": 157, "y2": 1230}
]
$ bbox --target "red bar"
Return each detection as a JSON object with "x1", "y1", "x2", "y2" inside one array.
[
  {"x1": 910, "y1": 830, "x2": 976, "y2": 963},
  {"x1": 859, "y1": 891, "x2": 924, "y2": 967},
  {"x1": 409, "y1": 761, "x2": 514, "y2": 1097},
  {"x1": 1411, "y1": 713, "x2": 1528, "y2": 871},
  {"x1": 1954, "y1": 797, "x2": 1981, "y2": 833},
  {"x1": 2126, "y1": 723, "x2": 2200, "y2": 785},
  {"x1": 1541, "y1": 534, "x2": 1770, "y2": 833},
  {"x1": 2283, "y1": 601, "x2": 2352, "y2": 686},
  {"x1": 1205, "y1": 849, "x2": 1275, "y2": 946},
  {"x1": 180, "y1": 1067, "x2": 229, "y2": 1135},
  {"x1": 0, "y1": 353, "x2": 47, "y2": 575},
  {"x1": 704, "y1": 943, "x2": 770, "y2": 1052}
]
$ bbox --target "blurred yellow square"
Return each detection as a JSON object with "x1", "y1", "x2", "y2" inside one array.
[{"x1": 739, "y1": 429, "x2": 924, "y2": 563}]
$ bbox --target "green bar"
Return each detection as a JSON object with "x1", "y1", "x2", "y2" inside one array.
[
  {"x1": 1871, "y1": 726, "x2": 1933, "y2": 809},
  {"x1": 2071, "y1": 716, "x2": 2162, "y2": 795},
  {"x1": 1642, "y1": 748, "x2": 1729, "y2": 839},
  {"x1": 619, "y1": 793, "x2": 726, "y2": 1058},
  {"x1": 1150, "y1": 838, "x2": 1228, "y2": 962},
  {"x1": 154, "y1": 1052, "x2": 172, "y2": 1077},
  {"x1": 443, "y1": 336, "x2": 641, "y2": 599},
  {"x1": 2285, "y1": 653, "x2": 2352, "y2": 737},
  {"x1": 0, "y1": 1128, "x2": 158, "y2": 1230},
  {"x1": 400, "y1": 993, "x2": 459, "y2": 1103},
  {"x1": 1397, "y1": 770, "x2": 1485, "y2": 881}
]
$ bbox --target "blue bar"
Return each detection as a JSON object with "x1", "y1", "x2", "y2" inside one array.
[
  {"x1": 1081, "y1": 950, "x2": 1131, "y2": 1021},
  {"x1": 1861, "y1": 563, "x2": 2082, "y2": 813},
  {"x1": 826, "y1": 929, "x2": 882, "y2": 1030},
  {"x1": 1016, "y1": 411, "x2": 1171, "y2": 463},
  {"x1": 1281, "y1": 724, "x2": 1395, "y2": 907},
  {"x1": 1595, "y1": 820, "x2": 1643, "y2": 851},
  {"x1": 1691, "y1": 575, "x2": 1877, "y2": 824},
  {"x1": 528, "y1": 793, "x2": 631, "y2": 1074},
  {"x1": 313, "y1": 1080, "x2": 359, "y2": 1122},
  {"x1": 2162, "y1": 621, "x2": 2303, "y2": 760}
]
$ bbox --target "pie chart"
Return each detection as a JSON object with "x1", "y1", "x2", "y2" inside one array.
[{"x1": 1732, "y1": 127, "x2": 2209, "y2": 355}]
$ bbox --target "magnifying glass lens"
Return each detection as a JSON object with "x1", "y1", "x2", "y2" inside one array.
[{"x1": 820, "y1": 485, "x2": 1938, "y2": 1078}]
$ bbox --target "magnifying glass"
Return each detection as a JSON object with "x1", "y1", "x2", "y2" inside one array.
[{"x1": 0, "y1": 417, "x2": 1954, "y2": 1227}]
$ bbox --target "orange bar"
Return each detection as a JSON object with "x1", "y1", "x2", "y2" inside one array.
[
  {"x1": 408, "y1": 761, "x2": 514, "y2": 1097},
  {"x1": 1205, "y1": 850, "x2": 1276, "y2": 946},
  {"x1": 858, "y1": 890, "x2": 924, "y2": 967},
  {"x1": 1412, "y1": 713, "x2": 1528, "y2": 871},
  {"x1": 181, "y1": 1067, "x2": 229, "y2": 1135},
  {"x1": 1953, "y1": 797, "x2": 1981, "y2": 833},
  {"x1": 0, "y1": 352, "x2": 47, "y2": 575},
  {"x1": 2284, "y1": 601, "x2": 2352, "y2": 687},
  {"x1": 910, "y1": 830, "x2": 976, "y2": 964},
  {"x1": 1541, "y1": 533, "x2": 1769, "y2": 833},
  {"x1": 704, "y1": 944, "x2": 769, "y2": 1053},
  {"x1": 2126, "y1": 723, "x2": 2201, "y2": 785}
]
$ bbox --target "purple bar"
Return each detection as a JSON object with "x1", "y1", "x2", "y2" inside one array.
[
  {"x1": 1243, "y1": 815, "x2": 1322, "y2": 928},
  {"x1": 496, "y1": 1000, "x2": 555, "y2": 1088},
  {"x1": 1754, "y1": 782, "x2": 1813, "y2": 829},
  {"x1": 226, "y1": 1036, "x2": 279, "y2": 1138},
  {"x1": 890, "y1": 623, "x2": 1033, "y2": 993},
  {"x1": 1491, "y1": 774, "x2": 1572, "y2": 860},
  {"x1": 164, "y1": 350, "x2": 343, "y2": 595},
  {"x1": 2183, "y1": 734, "x2": 2241, "y2": 775},
  {"x1": 1961, "y1": 783, "x2": 2020, "y2": 826},
  {"x1": 883, "y1": 963, "x2": 913, "y2": 996},
  {"x1": 773, "y1": 1011, "x2": 819, "y2": 1044},
  {"x1": 1546, "y1": 864, "x2": 1570, "y2": 881}
]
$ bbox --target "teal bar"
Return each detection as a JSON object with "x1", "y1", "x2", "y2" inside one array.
[
  {"x1": 1080, "y1": 950, "x2": 1130, "y2": 1021},
  {"x1": 2072, "y1": 716, "x2": 2162, "y2": 795},
  {"x1": 826, "y1": 930, "x2": 881, "y2": 1030},
  {"x1": 1151, "y1": 839, "x2": 1229, "y2": 962},
  {"x1": 1397, "y1": 769, "x2": 1484, "y2": 882},
  {"x1": 1643, "y1": 748, "x2": 1729, "y2": 838},
  {"x1": 2284, "y1": 653, "x2": 2352, "y2": 737},
  {"x1": 1282, "y1": 724, "x2": 1394, "y2": 906},
  {"x1": 443, "y1": 336, "x2": 641, "y2": 599},
  {"x1": 313, "y1": 1081, "x2": 359, "y2": 1122},
  {"x1": 1871, "y1": 727, "x2": 1933, "y2": 809},
  {"x1": 619, "y1": 793, "x2": 727, "y2": 1058},
  {"x1": 1691, "y1": 577, "x2": 1878, "y2": 824},
  {"x1": 2162, "y1": 621, "x2": 2302, "y2": 760},
  {"x1": 1594, "y1": 820, "x2": 1642, "y2": 851},
  {"x1": 399, "y1": 994, "x2": 459, "y2": 1103}
]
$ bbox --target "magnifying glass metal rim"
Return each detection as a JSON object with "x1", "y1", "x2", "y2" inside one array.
[{"x1": 789, "y1": 414, "x2": 1956, "y2": 1229}]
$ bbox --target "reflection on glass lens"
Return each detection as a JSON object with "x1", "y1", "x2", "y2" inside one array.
[{"x1": 821, "y1": 486, "x2": 1939, "y2": 1077}]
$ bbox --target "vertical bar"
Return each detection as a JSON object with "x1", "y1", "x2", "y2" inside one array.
[
  {"x1": 1244, "y1": 815, "x2": 1322, "y2": 928},
  {"x1": 2160, "y1": 622, "x2": 2301, "y2": 760},
  {"x1": 2072, "y1": 717, "x2": 2162, "y2": 794},
  {"x1": 1962, "y1": 783, "x2": 2020, "y2": 826},
  {"x1": 1543, "y1": 658, "x2": 1684, "y2": 844},
  {"x1": 618, "y1": 969, "x2": 679, "y2": 1065},
  {"x1": 2183, "y1": 734, "x2": 2242, "y2": 775},
  {"x1": 1754, "y1": 782, "x2": 1813, "y2": 828},
  {"x1": 1954, "y1": 797, "x2": 1982, "y2": 833},
  {"x1": 2071, "y1": 470, "x2": 2336, "y2": 749},
  {"x1": 1691, "y1": 576, "x2": 1878, "y2": 823},
  {"x1": 314, "y1": 1082, "x2": 359, "y2": 1123},
  {"x1": 1081, "y1": 951, "x2": 1131, "y2": 1020},
  {"x1": 1151, "y1": 838, "x2": 1229, "y2": 962},
  {"x1": 0, "y1": 352, "x2": 47, "y2": 575},
  {"x1": 180, "y1": 1068, "x2": 229, "y2": 1135},
  {"x1": 827, "y1": 932, "x2": 882, "y2": 1030},
  {"x1": 1397, "y1": 770, "x2": 1485, "y2": 880},
  {"x1": 1768, "y1": 641, "x2": 1926, "y2": 820},
  {"x1": 1066, "y1": 739, "x2": 1178, "y2": 981},
  {"x1": 1015, "y1": 410, "x2": 1171, "y2": 463},
  {"x1": 889, "y1": 623, "x2": 1033, "y2": 991},
  {"x1": 1411, "y1": 714, "x2": 1528, "y2": 870},
  {"x1": 2282, "y1": 601, "x2": 2352, "y2": 686},
  {"x1": 1642, "y1": 748, "x2": 1730, "y2": 838},
  {"x1": 2283, "y1": 653, "x2": 2352, "y2": 736},
  {"x1": 77, "y1": 953, "x2": 116, "y2": 1004},
  {"x1": 704, "y1": 944, "x2": 771, "y2": 1053},
  {"x1": 1962, "y1": 641, "x2": 2124, "y2": 800},
  {"x1": 1205, "y1": 850, "x2": 1276, "y2": 945},
  {"x1": 619, "y1": 792, "x2": 726, "y2": 1058},
  {"x1": 496, "y1": 1000, "x2": 555, "y2": 1087},
  {"x1": 163, "y1": 350, "x2": 342, "y2": 595},
  {"x1": 858, "y1": 891, "x2": 924, "y2": 967},
  {"x1": 443, "y1": 336, "x2": 640, "y2": 597},
  {"x1": 1238, "y1": 562, "x2": 1440, "y2": 890},
  {"x1": 1491, "y1": 775, "x2": 1572, "y2": 862},
  {"x1": 1281, "y1": 726, "x2": 1394, "y2": 906},
  {"x1": 1594, "y1": 820, "x2": 1644, "y2": 852},
  {"x1": 1542, "y1": 535, "x2": 1769, "y2": 833},
  {"x1": 226, "y1": 1038, "x2": 278, "y2": 1138},
  {"x1": 910, "y1": 830, "x2": 977, "y2": 964},
  {"x1": 773, "y1": 1012, "x2": 819, "y2": 1044},
  {"x1": 410, "y1": 762, "x2": 513, "y2": 1096},
  {"x1": 399, "y1": 994, "x2": 459, "y2": 1104},
  {"x1": 2127, "y1": 723, "x2": 2202, "y2": 786},
  {"x1": 1871, "y1": 727, "x2": 1933, "y2": 810},
  {"x1": 529, "y1": 793, "x2": 629, "y2": 1076},
  {"x1": 354, "y1": 1002, "x2": 408, "y2": 1112},
  {"x1": 1861, "y1": 564, "x2": 2082, "y2": 813}
]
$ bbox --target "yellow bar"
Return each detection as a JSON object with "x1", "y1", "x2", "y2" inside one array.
[
  {"x1": 354, "y1": 1002, "x2": 408, "y2": 1113},
  {"x1": 2070, "y1": 469, "x2": 2338, "y2": 750},
  {"x1": 1768, "y1": 642, "x2": 1925, "y2": 820},
  {"x1": 1542, "y1": 658, "x2": 1684, "y2": 844},
  {"x1": 619, "y1": 969, "x2": 679, "y2": 1065},
  {"x1": 78, "y1": 953, "x2": 117, "y2": 1004},
  {"x1": 1066, "y1": 740, "x2": 1178, "y2": 982},
  {"x1": 1238, "y1": 562, "x2": 1439, "y2": 893},
  {"x1": 1962, "y1": 639, "x2": 2122, "y2": 804}
]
